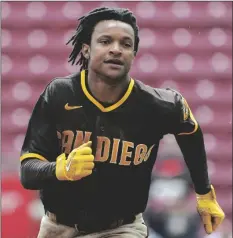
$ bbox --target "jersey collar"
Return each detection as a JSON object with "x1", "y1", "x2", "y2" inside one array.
[{"x1": 80, "y1": 70, "x2": 134, "y2": 112}]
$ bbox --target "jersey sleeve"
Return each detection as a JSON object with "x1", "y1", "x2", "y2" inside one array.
[
  {"x1": 168, "y1": 89, "x2": 199, "y2": 135},
  {"x1": 20, "y1": 88, "x2": 60, "y2": 163}
]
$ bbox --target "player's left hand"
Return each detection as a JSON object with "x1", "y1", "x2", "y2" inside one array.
[{"x1": 196, "y1": 185, "x2": 225, "y2": 234}]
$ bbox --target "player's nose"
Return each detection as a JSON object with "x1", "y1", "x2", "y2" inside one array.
[{"x1": 109, "y1": 42, "x2": 122, "y2": 55}]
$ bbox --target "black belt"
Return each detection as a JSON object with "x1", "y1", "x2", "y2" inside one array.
[{"x1": 46, "y1": 211, "x2": 136, "y2": 234}]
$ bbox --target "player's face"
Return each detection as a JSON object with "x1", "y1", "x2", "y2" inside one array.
[{"x1": 85, "y1": 20, "x2": 135, "y2": 82}]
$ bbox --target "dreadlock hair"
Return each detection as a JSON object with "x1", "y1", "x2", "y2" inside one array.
[{"x1": 66, "y1": 7, "x2": 140, "y2": 71}]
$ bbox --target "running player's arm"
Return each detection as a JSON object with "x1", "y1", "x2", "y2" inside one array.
[
  {"x1": 167, "y1": 90, "x2": 225, "y2": 235},
  {"x1": 168, "y1": 89, "x2": 211, "y2": 194},
  {"x1": 20, "y1": 86, "x2": 59, "y2": 190}
]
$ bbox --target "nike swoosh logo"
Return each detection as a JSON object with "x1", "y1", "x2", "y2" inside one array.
[
  {"x1": 66, "y1": 158, "x2": 72, "y2": 171},
  {"x1": 66, "y1": 152, "x2": 76, "y2": 172},
  {"x1": 64, "y1": 103, "x2": 83, "y2": 110}
]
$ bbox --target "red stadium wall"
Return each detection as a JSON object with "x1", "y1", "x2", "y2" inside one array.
[{"x1": 2, "y1": 2, "x2": 232, "y2": 238}]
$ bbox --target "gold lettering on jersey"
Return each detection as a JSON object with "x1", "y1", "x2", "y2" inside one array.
[
  {"x1": 119, "y1": 141, "x2": 134, "y2": 166},
  {"x1": 110, "y1": 138, "x2": 120, "y2": 164},
  {"x1": 61, "y1": 130, "x2": 74, "y2": 154},
  {"x1": 134, "y1": 144, "x2": 147, "y2": 165},
  {"x1": 58, "y1": 129, "x2": 155, "y2": 166},
  {"x1": 140, "y1": 144, "x2": 155, "y2": 162},
  {"x1": 95, "y1": 136, "x2": 110, "y2": 162},
  {"x1": 73, "y1": 130, "x2": 92, "y2": 148}
]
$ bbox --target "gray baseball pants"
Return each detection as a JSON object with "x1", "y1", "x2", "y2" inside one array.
[{"x1": 37, "y1": 213, "x2": 148, "y2": 238}]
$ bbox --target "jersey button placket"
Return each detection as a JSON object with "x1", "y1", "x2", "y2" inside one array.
[
  {"x1": 98, "y1": 115, "x2": 105, "y2": 134},
  {"x1": 100, "y1": 126, "x2": 104, "y2": 132}
]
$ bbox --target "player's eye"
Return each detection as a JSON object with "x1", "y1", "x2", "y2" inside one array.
[
  {"x1": 121, "y1": 41, "x2": 133, "y2": 48},
  {"x1": 124, "y1": 43, "x2": 132, "y2": 47},
  {"x1": 100, "y1": 40, "x2": 110, "y2": 45}
]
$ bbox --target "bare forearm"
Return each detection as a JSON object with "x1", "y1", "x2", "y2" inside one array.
[
  {"x1": 175, "y1": 126, "x2": 211, "y2": 194},
  {"x1": 20, "y1": 159, "x2": 57, "y2": 190}
]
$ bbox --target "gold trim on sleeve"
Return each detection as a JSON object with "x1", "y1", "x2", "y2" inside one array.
[{"x1": 20, "y1": 153, "x2": 48, "y2": 162}]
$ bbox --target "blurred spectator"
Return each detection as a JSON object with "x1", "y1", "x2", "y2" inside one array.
[{"x1": 144, "y1": 157, "x2": 201, "y2": 238}]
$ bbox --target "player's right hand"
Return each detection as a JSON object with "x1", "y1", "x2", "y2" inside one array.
[{"x1": 55, "y1": 141, "x2": 94, "y2": 181}]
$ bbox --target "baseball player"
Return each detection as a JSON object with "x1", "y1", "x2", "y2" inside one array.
[{"x1": 20, "y1": 7, "x2": 225, "y2": 238}]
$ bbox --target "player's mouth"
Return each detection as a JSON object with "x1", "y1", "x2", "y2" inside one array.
[{"x1": 104, "y1": 59, "x2": 124, "y2": 69}]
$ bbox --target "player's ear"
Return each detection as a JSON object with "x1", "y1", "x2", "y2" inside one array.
[{"x1": 82, "y1": 44, "x2": 90, "y2": 60}]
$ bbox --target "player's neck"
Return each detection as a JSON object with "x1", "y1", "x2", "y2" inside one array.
[{"x1": 87, "y1": 71, "x2": 130, "y2": 104}]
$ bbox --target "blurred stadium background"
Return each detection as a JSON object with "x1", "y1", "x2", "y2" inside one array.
[{"x1": 1, "y1": 2, "x2": 232, "y2": 238}]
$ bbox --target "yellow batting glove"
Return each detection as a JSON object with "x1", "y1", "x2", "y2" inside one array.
[
  {"x1": 196, "y1": 185, "x2": 225, "y2": 234},
  {"x1": 56, "y1": 141, "x2": 94, "y2": 181}
]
